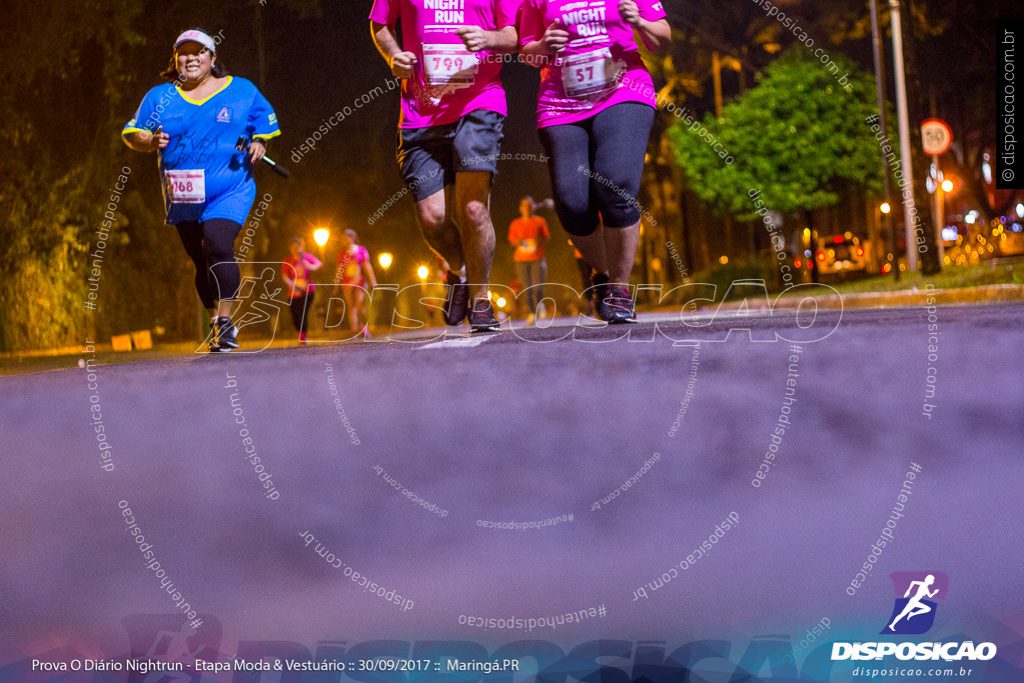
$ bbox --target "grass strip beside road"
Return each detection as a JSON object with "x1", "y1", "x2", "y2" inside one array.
[{"x1": 778, "y1": 262, "x2": 1024, "y2": 298}]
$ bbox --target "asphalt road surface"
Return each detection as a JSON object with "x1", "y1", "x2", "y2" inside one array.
[{"x1": 1, "y1": 302, "x2": 1022, "y2": 683}]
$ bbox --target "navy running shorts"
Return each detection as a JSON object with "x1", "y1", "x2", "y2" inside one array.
[{"x1": 396, "y1": 109, "x2": 505, "y2": 202}]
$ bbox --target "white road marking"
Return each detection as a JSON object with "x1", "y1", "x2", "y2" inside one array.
[{"x1": 416, "y1": 335, "x2": 495, "y2": 350}]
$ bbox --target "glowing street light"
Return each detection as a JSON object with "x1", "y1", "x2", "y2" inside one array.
[
  {"x1": 941, "y1": 179, "x2": 953, "y2": 193},
  {"x1": 312, "y1": 227, "x2": 330, "y2": 263},
  {"x1": 379, "y1": 252, "x2": 393, "y2": 270},
  {"x1": 881, "y1": 202, "x2": 891, "y2": 214},
  {"x1": 417, "y1": 265, "x2": 429, "y2": 280}
]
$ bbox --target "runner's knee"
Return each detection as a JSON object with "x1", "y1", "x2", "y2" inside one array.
[
  {"x1": 593, "y1": 181, "x2": 641, "y2": 228},
  {"x1": 556, "y1": 196, "x2": 599, "y2": 236},
  {"x1": 460, "y1": 199, "x2": 490, "y2": 228}
]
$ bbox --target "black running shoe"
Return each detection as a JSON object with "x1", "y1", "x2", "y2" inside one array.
[
  {"x1": 212, "y1": 316, "x2": 239, "y2": 352},
  {"x1": 443, "y1": 272, "x2": 470, "y2": 326},
  {"x1": 602, "y1": 286, "x2": 637, "y2": 324},
  {"x1": 468, "y1": 298, "x2": 500, "y2": 333}
]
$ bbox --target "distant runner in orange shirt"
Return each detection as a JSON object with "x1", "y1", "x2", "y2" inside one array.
[{"x1": 508, "y1": 196, "x2": 550, "y2": 324}]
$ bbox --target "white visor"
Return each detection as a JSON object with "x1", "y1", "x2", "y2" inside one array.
[{"x1": 174, "y1": 30, "x2": 217, "y2": 54}]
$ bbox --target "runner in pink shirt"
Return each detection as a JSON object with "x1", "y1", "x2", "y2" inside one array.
[
  {"x1": 520, "y1": 1, "x2": 670, "y2": 322},
  {"x1": 334, "y1": 229, "x2": 378, "y2": 340},
  {"x1": 369, "y1": 0, "x2": 522, "y2": 333},
  {"x1": 281, "y1": 237, "x2": 323, "y2": 345}
]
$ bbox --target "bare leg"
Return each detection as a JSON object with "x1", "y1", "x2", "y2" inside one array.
[
  {"x1": 343, "y1": 289, "x2": 359, "y2": 332},
  {"x1": 452, "y1": 171, "x2": 495, "y2": 301},
  {"x1": 414, "y1": 188, "x2": 465, "y2": 272},
  {"x1": 604, "y1": 221, "x2": 641, "y2": 285},
  {"x1": 569, "y1": 227, "x2": 608, "y2": 277},
  {"x1": 354, "y1": 290, "x2": 367, "y2": 331}
]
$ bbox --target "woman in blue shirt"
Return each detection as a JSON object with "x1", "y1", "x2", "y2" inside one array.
[{"x1": 123, "y1": 28, "x2": 281, "y2": 352}]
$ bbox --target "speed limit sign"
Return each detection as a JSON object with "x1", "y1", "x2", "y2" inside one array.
[{"x1": 921, "y1": 118, "x2": 952, "y2": 155}]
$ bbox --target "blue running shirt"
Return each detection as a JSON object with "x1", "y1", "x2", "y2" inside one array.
[{"x1": 123, "y1": 76, "x2": 280, "y2": 225}]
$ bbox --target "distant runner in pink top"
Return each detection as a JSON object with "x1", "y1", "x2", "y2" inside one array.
[
  {"x1": 369, "y1": 0, "x2": 522, "y2": 334},
  {"x1": 281, "y1": 237, "x2": 323, "y2": 345},
  {"x1": 334, "y1": 229, "x2": 378, "y2": 340},
  {"x1": 520, "y1": 1, "x2": 670, "y2": 324}
]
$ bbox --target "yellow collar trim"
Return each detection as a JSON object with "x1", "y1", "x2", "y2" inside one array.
[{"x1": 177, "y1": 75, "x2": 233, "y2": 105}]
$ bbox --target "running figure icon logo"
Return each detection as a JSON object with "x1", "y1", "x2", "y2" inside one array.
[{"x1": 881, "y1": 571, "x2": 949, "y2": 635}]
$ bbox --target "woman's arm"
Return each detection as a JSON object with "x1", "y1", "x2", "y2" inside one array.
[
  {"x1": 362, "y1": 256, "x2": 378, "y2": 288},
  {"x1": 619, "y1": 1, "x2": 671, "y2": 55},
  {"x1": 304, "y1": 253, "x2": 323, "y2": 271},
  {"x1": 247, "y1": 139, "x2": 266, "y2": 163},
  {"x1": 520, "y1": 21, "x2": 569, "y2": 66},
  {"x1": 124, "y1": 126, "x2": 168, "y2": 153},
  {"x1": 281, "y1": 264, "x2": 296, "y2": 290}
]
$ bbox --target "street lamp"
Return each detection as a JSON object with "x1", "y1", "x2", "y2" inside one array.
[
  {"x1": 313, "y1": 228, "x2": 329, "y2": 248},
  {"x1": 379, "y1": 252, "x2": 393, "y2": 270},
  {"x1": 941, "y1": 179, "x2": 953, "y2": 193},
  {"x1": 876, "y1": 202, "x2": 892, "y2": 275},
  {"x1": 417, "y1": 265, "x2": 429, "y2": 280},
  {"x1": 310, "y1": 228, "x2": 331, "y2": 330},
  {"x1": 313, "y1": 228, "x2": 330, "y2": 260}
]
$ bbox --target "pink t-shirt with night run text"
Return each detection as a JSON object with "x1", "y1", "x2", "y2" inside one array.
[
  {"x1": 519, "y1": 0, "x2": 666, "y2": 127},
  {"x1": 369, "y1": 0, "x2": 522, "y2": 129}
]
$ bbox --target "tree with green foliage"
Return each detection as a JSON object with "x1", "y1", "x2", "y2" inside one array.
[
  {"x1": 0, "y1": 1, "x2": 151, "y2": 352},
  {"x1": 667, "y1": 48, "x2": 884, "y2": 226}
]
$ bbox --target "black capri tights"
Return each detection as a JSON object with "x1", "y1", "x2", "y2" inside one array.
[
  {"x1": 175, "y1": 218, "x2": 242, "y2": 309},
  {"x1": 539, "y1": 102, "x2": 655, "y2": 237}
]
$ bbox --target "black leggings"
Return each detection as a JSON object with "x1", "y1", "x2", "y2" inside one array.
[
  {"x1": 175, "y1": 219, "x2": 242, "y2": 309},
  {"x1": 290, "y1": 292, "x2": 314, "y2": 334},
  {"x1": 539, "y1": 102, "x2": 655, "y2": 236}
]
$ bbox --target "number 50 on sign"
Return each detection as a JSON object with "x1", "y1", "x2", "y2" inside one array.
[{"x1": 921, "y1": 118, "x2": 952, "y2": 156}]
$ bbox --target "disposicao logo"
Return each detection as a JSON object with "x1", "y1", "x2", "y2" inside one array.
[
  {"x1": 831, "y1": 572, "x2": 998, "y2": 662},
  {"x1": 882, "y1": 571, "x2": 947, "y2": 635}
]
